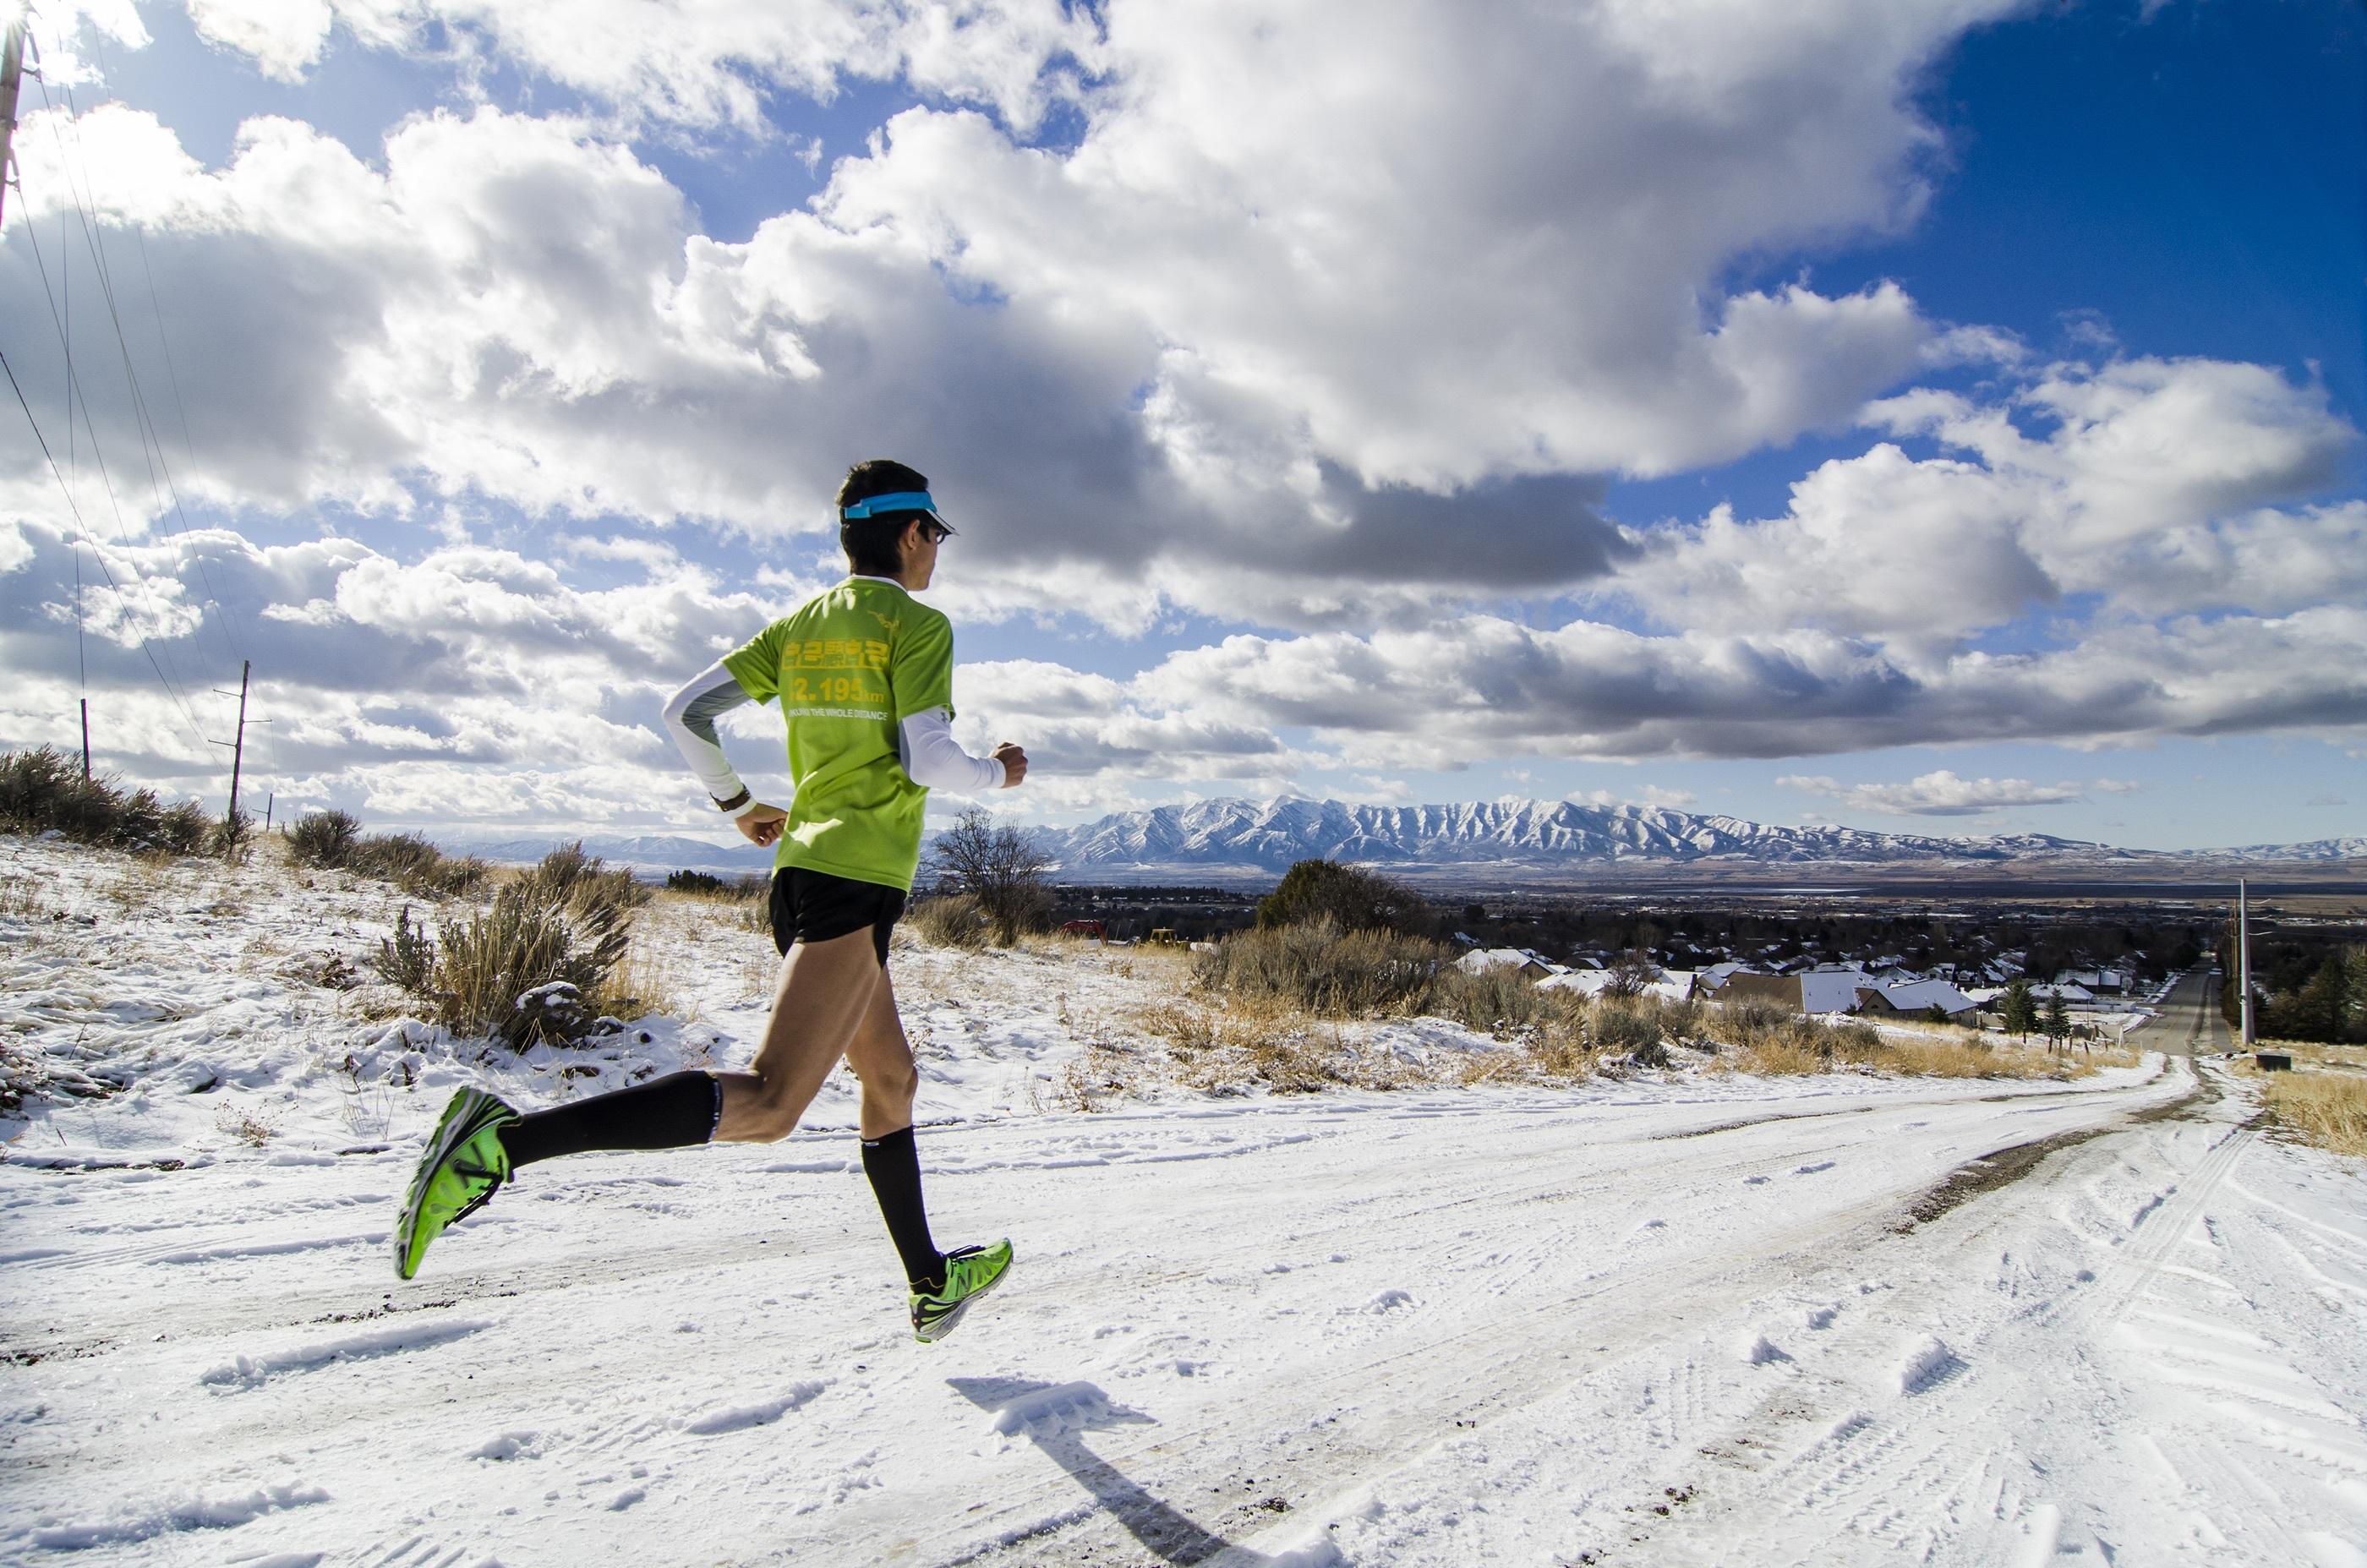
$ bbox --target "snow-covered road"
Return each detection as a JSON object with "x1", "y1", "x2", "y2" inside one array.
[{"x1": 8, "y1": 963, "x2": 2364, "y2": 1566}]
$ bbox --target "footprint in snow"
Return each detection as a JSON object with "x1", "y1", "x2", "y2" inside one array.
[{"x1": 1795, "y1": 1161, "x2": 1836, "y2": 1175}]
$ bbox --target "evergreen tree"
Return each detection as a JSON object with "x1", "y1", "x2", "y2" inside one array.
[
  {"x1": 1255, "y1": 860, "x2": 1426, "y2": 935},
  {"x1": 2000, "y1": 979, "x2": 2038, "y2": 1039},
  {"x1": 2283, "y1": 955, "x2": 2352, "y2": 1044},
  {"x1": 2042, "y1": 990, "x2": 2072, "y2": 1046}
]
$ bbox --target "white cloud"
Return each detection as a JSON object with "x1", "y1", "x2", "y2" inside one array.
[
  {"x1": 1617, "y1": 355, "x2": 2362, "y2": 650},
  {"x1": 1777, "y1": 769, "x2": 2086, "y2": 817},
  {"x1": 2, "y1": 3, "x2": 2359, "y2": 834},
  {"x1": 8, "y1": 0, "x2": 2044, "y2": 630},
  {"x1": 186, "y1": 0, "x2": 334, "y2": 81},
  {"x1": 1571, "y1": 785, "x2": 1701, "y2": 811}
]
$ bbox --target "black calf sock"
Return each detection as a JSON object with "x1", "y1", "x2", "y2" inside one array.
[
  {"x1": 861, "y1": 1125, "x2": 943, "y2": 1292},
  {"x1": 500, "y1": 1071, "x2": 721, "y2": 1170}
]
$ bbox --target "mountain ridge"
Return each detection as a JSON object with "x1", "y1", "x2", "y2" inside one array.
[
  {"x1": 433, "y1": 801, "x2": 2364, "y2": 884},
  {"x1": 1030, "y1": 796, "x2": 2366, "y2": 881}
]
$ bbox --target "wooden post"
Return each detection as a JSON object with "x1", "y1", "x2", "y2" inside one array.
[{"x1": 227, "y1": 659, "x2": 250, "y2": 822}]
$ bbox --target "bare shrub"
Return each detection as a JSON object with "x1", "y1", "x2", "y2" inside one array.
[
  {"x1": 371, "y1": 844, "x2": 638, "y2": 1050},
  {"x1": 287, "y1": 809, "x2": 364, "y2": 867},
  {"x1": 1195, "y1": 919, "x2": 1446, "y2": 1015},
  {"x1": 909, "y1": 891, "x2": 993, "y2": 950},
  {"x1": 210, "y1": 807, "x2": 255, "y2": 860},
  {"x1": 156, "y1": 799, "x2": 211, "y2": 855},
  {"x1": 927, "y1": 808, "x2": 1052, "y2": 944},
  {"x1": 1602, "y1": 948, "x2": 1660, "y2": 999},
  {"x1": 1423, "y1": 964, "x2": 1561, "y2": 1034},
  {"x1": 1591, "y1": 1000, "x2": 1668, "y2": 1065},
  {"x1": 214, "y1": 1105, "x2": 276, "y2": 1147},
  {"x1": 0, "y1": 746, "x2": 214, "y2": 855},
  {"x1": 270, "y1": 806, "x2": 488, "y2": 894}
]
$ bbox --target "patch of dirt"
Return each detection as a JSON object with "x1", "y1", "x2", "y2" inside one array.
[{"x1": 1894, "y1": 1126, "x2": 2119, "y2": 1232}]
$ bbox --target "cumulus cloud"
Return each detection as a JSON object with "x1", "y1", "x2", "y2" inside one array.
[
  {"x1": 187, "y1": 0, "x2": 335, "y2": 81},
  {"x1": 7, "y1": 0, "x2": 2035, "y2": 631},
  {"x1": 1777, "y1": 769, "x2": 2089, "y2": 817},
  {"x1": 0, "y1": 514, "x2": 817, "y2": 823},
  {"x1": 1617, "y1": 356, "x2": 2362, "y2": 648},
  {"x1": 1121, "y1": 604, "x2": 2367, "y2": 767},
  {"x1": 1, "y1": 2, "x2": 2359, "y2": 832}
]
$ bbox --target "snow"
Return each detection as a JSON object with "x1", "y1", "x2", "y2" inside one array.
[{"x1": 3, "y1": 834, "x2": 2364, "y2": 1565}]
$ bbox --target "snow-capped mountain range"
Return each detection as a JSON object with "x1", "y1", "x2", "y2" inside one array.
[
  {"x1": 440, "y1": 800, "x2": 2364, "y2": 884},
  {"x1": 1030, "y1": 797, "x2": 2364, "y2": 882}
]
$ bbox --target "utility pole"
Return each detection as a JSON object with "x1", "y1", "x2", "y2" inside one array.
[
  {"x1": 2237, "y1": 877, "x2": 2255, "y2": 1049},
  {"x1": 227, "y1": 659, "x2": 249, "y2": 821},
  {"x1": 1, "y1": 16, "x2": 24, "y2": 232},
  {"x1": 211, "y1": 661, "x2": 252, "y2": 822}
]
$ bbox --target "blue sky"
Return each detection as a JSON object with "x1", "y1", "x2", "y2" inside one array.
[{"x1": 0, "y1": 0, "x2": 2360, "y2": 850}]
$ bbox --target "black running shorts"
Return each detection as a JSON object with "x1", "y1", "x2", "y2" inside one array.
[{"x1": 768, "y1": 867, "x2": 905, "y2": 966}]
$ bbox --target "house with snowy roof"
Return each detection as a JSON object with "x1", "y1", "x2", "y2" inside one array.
[
  {"x1": 1852, "y1": 979, "x2": 1981, "y2": 1024},
  {"x1": 1457, "y1": 948, "x2": 1558, "y2": 980}
]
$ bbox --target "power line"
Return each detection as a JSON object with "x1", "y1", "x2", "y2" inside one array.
[
  {"x1": 15, "y1": 208, "x2": 213, "y2": 738},
  {"x1": 1, "y1": 345, "x2": 211, "y2": 751},
  {"x1": 35, "y1": 66, "x2": 245, "y2": 677}
]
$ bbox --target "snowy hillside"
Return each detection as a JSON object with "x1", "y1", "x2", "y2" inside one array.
[{"x1": 3, "y1": 835, "x2": 2363, "y2": 1565}]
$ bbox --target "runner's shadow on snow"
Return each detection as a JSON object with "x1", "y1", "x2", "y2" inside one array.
[{"x1": 951, "y1": 1377, "x2": 1272, "y2": 1566}]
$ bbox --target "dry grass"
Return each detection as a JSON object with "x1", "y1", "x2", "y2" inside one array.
[
  {"x1": 214, "y1": 1104, "x2": 276, "y2": 1147},
  {"x1": 1131, "y1": 993, "x2": 1435, "y2": 1095},
  {"x1": 909, "y1": 892, "x2": 993, "y2": 950},
  {"x1": 2256, "y1": 1070, "x2": 2367, "y2": 1159},
  {"x1": 0, "y1": 873, "x2": 49, "y2": 920},
  {"x1": 1703, "y1": 1001, "x2": 2099, "y2": 1080},
  {"x1": 2245, "y1": 1037, "x2": 2367, "y2": 1073}
]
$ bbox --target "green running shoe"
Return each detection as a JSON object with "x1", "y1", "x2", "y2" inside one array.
[
  {"x1": 394, "y1": 1087, "x2": 519, "y2": 1281},
  {"x1": 910, "y1": 1239, "x2": 1014, "y2": 1343}
]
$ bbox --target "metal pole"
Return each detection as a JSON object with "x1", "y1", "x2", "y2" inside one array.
[
  {"x1": 265, "y1": 792, "x2": 273, "y2": 831},
  {"x1": 2238, "y1": 877, "x2": 2254, "y2": 1049},
  {"x1": 227, "y1": 659, "x2": 249, "y2": 822},
  {"x1": 79, "y1": 697, "x2": 89, "y2": 779},
  {"x1": 0, "y1": 19, "x2": 25, "y2": 232}
]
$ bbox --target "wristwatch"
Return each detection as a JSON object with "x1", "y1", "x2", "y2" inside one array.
[{"x1": 713, "y1": 788, "x2": 752, "y2": 814}]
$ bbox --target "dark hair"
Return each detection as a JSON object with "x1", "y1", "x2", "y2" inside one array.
[{"x1": 838, "y1": 458, "x2": 931, "y2": 577}]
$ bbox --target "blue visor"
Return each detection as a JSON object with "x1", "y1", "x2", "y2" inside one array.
[{"x1": 840, "y1": 490, "x2": 938, "y2": 520}]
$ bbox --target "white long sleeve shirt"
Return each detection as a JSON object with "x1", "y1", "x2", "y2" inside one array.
[{"x1": 660, "y1": 659, "x2": 1004, "y2": 816}]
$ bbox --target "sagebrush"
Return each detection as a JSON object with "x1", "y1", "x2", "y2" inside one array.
[
  {"x1": 0, "y1": 746, "x2": 213, "y2": 855},
  {"x1": 372, "y1": 843, "x2": 648, "y2": 1049}
]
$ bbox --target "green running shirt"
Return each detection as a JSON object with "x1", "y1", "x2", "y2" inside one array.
[{"x1": 722, "y1": 577, "x2": 957, "y2": 891}]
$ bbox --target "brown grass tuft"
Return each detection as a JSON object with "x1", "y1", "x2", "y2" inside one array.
[{"x1": 2258, "y1": 1070, "x2": 2367, "y2": 1159}]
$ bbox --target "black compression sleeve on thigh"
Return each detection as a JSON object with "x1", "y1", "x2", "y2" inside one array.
[
  {"x1": 860, "y1": 1125, "x2": 943, "y2": 1291},
  {"x1": 500, "y1": 1071, "x2": 721, "y2": 1169}
]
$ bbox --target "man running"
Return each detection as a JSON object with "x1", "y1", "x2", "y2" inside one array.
[{"x1": 394, "y1": 459, "x2": 1025, "y2": 1343}]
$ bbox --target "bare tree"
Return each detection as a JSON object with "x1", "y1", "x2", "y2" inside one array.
[
  {"x1": 1604, "y1": 948, "x2": 1661, "y2": 1000},
  {"x1": 926, "y1": 807, "x2": 1053, "y2": 945}
]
